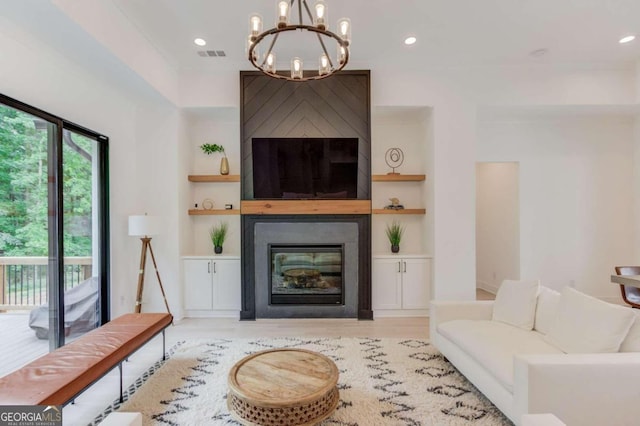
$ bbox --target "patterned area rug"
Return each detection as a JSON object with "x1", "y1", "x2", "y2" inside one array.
[{"x1": 92, "y1": 338, "x2": 513, "y2": 426}]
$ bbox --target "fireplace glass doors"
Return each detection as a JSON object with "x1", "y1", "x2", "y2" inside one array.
[{"x1": 270, "y1": 245, "x2": 344, "y2": 305}]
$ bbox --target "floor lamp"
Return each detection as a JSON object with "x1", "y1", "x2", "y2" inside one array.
[{"x1": 128, "y1": 215, "x2": 171, "y2": 315}]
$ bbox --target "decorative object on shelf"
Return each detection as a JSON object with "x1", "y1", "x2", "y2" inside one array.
[
  {"x1": 384, "y1": 148, "x2": 404, "y2": 175},
  {"x1": 384, "y1": 197, "x2": 405, "y2": 210},
  {"x1": 209, "y1": 222, "x2": 229, "y2": 254},
  {"x1": 385, "y1": 221, "x2": 404, "y2": 254},
  {"x1": 128, "y1": 214, "x2": 171, "y2": 315},
  {"x1": 202, "y1": 198, "x2": 214, "y2": 210},
  {"x1": 200, "y1": 143, "x2": 229, "y2": 175},
  {"x1": 225, "y1": 204, "x2": 233, "y2": 210},
  {"x1": 247, "y1": 0, "x2": 351, "y2": 82}
]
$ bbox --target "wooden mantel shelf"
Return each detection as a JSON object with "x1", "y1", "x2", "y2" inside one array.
[
  {"x1": 241, "y1": 200, "x2": 371, "y2": 215},
  {"x1": 372, "y1": 174, "x2": 425, "y2": 182},
  {"x1": 188, "y1": 174, "x2": 240, "y2": 182}
]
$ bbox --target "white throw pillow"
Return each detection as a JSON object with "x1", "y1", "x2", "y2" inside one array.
[
  {"x1": 619, "y1": 310, "x2": 640, "y2": 352},
  {"x1": 545, "y1": 287, "x2": 636, "y2": 353},
  {"x1": 492, "y1": 279, "x2": 540, "y2": 330},
  {"x1": 534, "y1": 286, "x2": 561, "y2": 335}
]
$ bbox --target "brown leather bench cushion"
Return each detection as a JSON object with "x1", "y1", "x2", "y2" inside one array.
[{"x1": 0, "y1": 313, "x2": 172, "y2": 405}]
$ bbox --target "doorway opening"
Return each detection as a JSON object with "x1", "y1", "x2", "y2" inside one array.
[{"x1": 476, "y1": 162, "x2": 520, "y2": 297}]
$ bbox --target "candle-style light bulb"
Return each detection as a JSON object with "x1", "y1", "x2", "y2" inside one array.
[
  {"x1": 249, "y1": 14, "x2": 263, "y2": 39},
  {"x1": 291, "y1": 57, "x2": 303, "y2": 79},
  {"x1": 337, "y1": 18, "x2": 351, "y2": 45},
  {"x1": 337, "y1": 45, "x2": 346, "y2": 64},
  {"x1": 319, "y1": 54, "x2": 330, "y2": 75},
  {"x1": 265, "y1": 52, "x2": 276, "y2": 73},
  {"x1": 314, "y1": 1, "x2": 327, "y2": 30},
  {"x1": 276, "y1": 1, "x2": 289, "y2": 28},
  {"x1": 246, "y1": 35, "x2": 258, "y2": 61}
]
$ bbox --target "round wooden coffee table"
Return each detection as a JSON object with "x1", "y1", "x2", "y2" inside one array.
[{"x1": 227, "y1": 348, "x2": 339, "y2": 426}]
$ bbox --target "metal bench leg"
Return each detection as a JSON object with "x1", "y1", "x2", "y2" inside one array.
[
  {"x1": 119, "y1": 363, "x2": 123, "y2": 403},
  {"x1": 162, "y1": 329, "x2": 166, "y2": 361}
]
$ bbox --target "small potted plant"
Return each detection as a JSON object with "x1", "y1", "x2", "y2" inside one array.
[
  {"x1": 200, "y1": 143, "x2": 229, "y2": 175},
  {"x1": 209, "y1": 222, "x2": 228, "y2": 254},
  {"x1": 385, "y1": 221, "x2": 404, "y2": 253}
]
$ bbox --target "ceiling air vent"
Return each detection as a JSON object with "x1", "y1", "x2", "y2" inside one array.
[{"x1": 197, "y1": 50, "x2": 226, "y2": 58}]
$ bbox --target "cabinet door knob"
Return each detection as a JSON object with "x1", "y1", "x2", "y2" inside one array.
[
  {"x1": 208, "y1": 261, "x2": 211, "y2": 274},
  {"x1": 404, "y1": 261, "x2": 407, "y2": 273},
  {"x1": 213, "y1": 262, "x2": 217, "y2": 274},
  {"x1": 398, "y1": 261, "x2": 401, "y2": 273}
]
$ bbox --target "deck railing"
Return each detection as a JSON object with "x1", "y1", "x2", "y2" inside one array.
[{"x1": 0, "y1": 257, "x2": 92, "y2": 310}]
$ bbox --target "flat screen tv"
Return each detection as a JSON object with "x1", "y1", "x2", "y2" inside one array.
[{"x1": 252, "y1": 137, "x2": 358, "y2": 199}]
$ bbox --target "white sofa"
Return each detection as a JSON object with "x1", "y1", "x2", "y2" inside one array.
[{"x1": 430, "y1": 282, "x2": 640, "y2": 426}]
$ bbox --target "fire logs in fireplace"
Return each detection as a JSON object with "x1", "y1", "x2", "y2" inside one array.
[{"x1": 270, "y1": 245, "x2": 344, "y2": 305}]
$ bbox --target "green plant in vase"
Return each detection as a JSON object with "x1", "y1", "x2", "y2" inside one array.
[
  {"x1": 209, "y1": 222, "x2": 228, "y2": 254},
  {"x1": 200, "y1": 143, "x2": 229, "y2": 175},
  {"x1": 385, "y1": 221, "x2": 404, "y2": 253}
]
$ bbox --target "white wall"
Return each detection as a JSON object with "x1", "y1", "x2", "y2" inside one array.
[
  {"x1": 4, "y1": 4, "x2": 640, "y2": 307},
  {"x1": 476, "y1": 162, "x2": 520, "y2": 294},
  {"x1": 0, "y1": 13, "x2": 183, "y2": 318},
  {"x1": 477, "y1": 115, "x2": 635, "y2": 300}
]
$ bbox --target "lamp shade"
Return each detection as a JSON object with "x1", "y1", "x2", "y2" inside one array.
[{"x1": 128, "y1": 215, "x2": 160, "y2": 237}]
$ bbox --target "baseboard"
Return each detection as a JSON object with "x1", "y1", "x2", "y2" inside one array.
[
  {"x1": 373, "y1": 309, "x2": 429, "y2": 318},
  {"x1": 476, "y1": 280, "x2": 498, "y2": 295},
  {"x1": 184, "y1": 310, "x2": 240, "y2": 319}
]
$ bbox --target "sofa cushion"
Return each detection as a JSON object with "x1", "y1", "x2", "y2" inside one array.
[
  {"x1": 492, "y1": 279, "x2": 540, "y2": 330},
  {"x1": 619, "y1": 309, "x2": 640, "y2": 352},
  {"x1": 437, "y1": 319, "x2": 562, "y2": 392},
  {"x1": 545, "y1": 287, "x2": 635, "y2": 353},
  {"x1": 534, "y1": 286, "x2": 561, "y2": 335}
]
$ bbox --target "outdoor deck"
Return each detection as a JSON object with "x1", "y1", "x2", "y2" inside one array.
[{"x1": 0, "y1": 312, "x2": 48, "y2": 377}]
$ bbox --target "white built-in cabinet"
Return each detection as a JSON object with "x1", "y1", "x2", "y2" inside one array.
[
  {"x1": 372, "y1": 254, "x2": 431, "y2": 317},
  {"x1": 183, "y1": 256, "x2": 241, "y2": 317}
]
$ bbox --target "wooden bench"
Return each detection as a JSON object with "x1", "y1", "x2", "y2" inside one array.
[{"x1": 0, "y1": 313, "x2": 172, "y2": 406}]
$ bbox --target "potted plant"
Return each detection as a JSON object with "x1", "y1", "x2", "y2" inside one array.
[
  {"x1": 200, "y1": 143, "x2": 229, "y2": 175},
  {"x1": 209, "y1": 222, "x2": 228, "y2": 254},
  {"x1": 385, "y1": 221, "x2": 404, "y2": 253}
]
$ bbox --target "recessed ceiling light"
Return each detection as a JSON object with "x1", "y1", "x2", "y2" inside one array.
[
  {"x1": 404, "y1": 36, "x2": 417, "y2": 45},
  {"x1": 619, "y1": 35, "x2": 636, "y2": 44},
  {"x1": 194, "y1": 38, "x2": 207, "y2": 46}
]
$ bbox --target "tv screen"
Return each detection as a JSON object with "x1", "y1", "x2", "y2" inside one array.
[{"x1": 252, "y1": 138, "x2": 358, "y2": 199}]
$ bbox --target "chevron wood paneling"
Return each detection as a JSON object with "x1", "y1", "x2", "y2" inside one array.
[{"x1": 240, "y1": 71, "x2": 371, "y2": 200}]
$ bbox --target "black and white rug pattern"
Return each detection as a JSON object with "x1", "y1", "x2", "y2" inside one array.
[{"x1": 91, "y1": 338, "x2": 513, "y2": 426}]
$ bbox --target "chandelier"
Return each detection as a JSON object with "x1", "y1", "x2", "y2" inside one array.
[{"x1": 247, "y1": 0, "x2": 351, "y2": 81}]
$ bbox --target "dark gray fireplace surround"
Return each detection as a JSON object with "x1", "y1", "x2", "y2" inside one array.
[
  {"x1": 241, "y1": 215, "x2": 372, "y2": 320},
  {"x1": 240, "y1": 71, "x2": 372, "y2": 320}
]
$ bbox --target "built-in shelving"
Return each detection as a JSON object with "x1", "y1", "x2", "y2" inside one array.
[
  {"x1": 188, "y1": 175, "x2": 240, "y2": 182},
  {"x1": 372, "y1": 174, "x2": 425, "y2": 182},
  {"x1": 188, "y1": 174, "x2": 240, "y2": 215},
  {"x1": 188, "y1": 209, "x2": 241, "y2": 216},
  {"x1": 372, "y1": 209, "x2": 426, "y2": 215},
  {"x1": 372, "y1": 174, "x2": 426, "y2": 214}
]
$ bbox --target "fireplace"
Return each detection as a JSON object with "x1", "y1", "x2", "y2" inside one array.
[
  {"x1": 270, "y1": 245, "x2": 344, "y2": 305},
  {"x1": 241, "y1": 215, "x2": 372, "y2": 319}
]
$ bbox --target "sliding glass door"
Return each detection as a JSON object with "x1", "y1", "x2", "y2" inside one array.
[{"x1": 0, "y1": 94, "x2": 109, "y2": 373}]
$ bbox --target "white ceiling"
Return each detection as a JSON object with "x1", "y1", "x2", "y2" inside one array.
[{"x1": 108, "y1": 0, "x2": 640, "y2": 73}]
